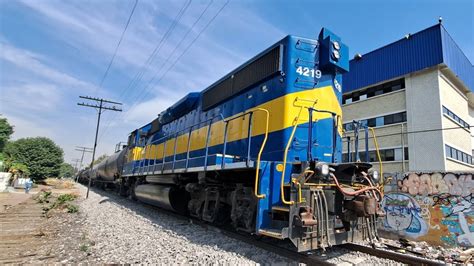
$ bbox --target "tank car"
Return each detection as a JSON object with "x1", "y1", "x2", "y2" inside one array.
[{"x1": 89, "y1": 28, "x2": 383, "y2": 252}]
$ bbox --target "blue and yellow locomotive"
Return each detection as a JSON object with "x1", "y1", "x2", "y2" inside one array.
[{"x1": 88, "y1": 28, "x2": 383, "y2": 252}]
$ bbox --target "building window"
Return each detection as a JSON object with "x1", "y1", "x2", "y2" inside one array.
[
  {"x1": 343, "y1": 111, "x2": 407, "y2": 131},
  {"x1": 343, "y1": 78, "x2": 405, "y2": 104},
  {"x1": 442, "y1": 106, "x2": 470, "y2": 130},
  {"x1": 445, "y1": 144, "x2": 473, "y2": 165},
  {"x1": 342, "y1": 147, "x2": 408, "y2": 163}
]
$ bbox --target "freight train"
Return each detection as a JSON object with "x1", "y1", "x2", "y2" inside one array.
[{"x1": 79, "y1": 28, "x2": 384, "y2": 252}]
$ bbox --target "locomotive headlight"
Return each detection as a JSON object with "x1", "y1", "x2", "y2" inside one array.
[
  {"x1": 316, "y1": 162, "x2": 330, "y2": 177},
  {"x1": 369, "y1": 169, "x2": 380, "y2": 184},
  {"x1": 332, "y1": 50, "x2": 340, "y2": 61}
]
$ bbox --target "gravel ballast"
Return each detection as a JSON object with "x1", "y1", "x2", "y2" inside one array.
[
  {"x1": 78, "y1": 185, "x2": 405, "y2": 265},
  {"x1": 79, "y1": 185, "x2": 292, "y2": 264},
  {"x1": 0, "y1": 183, "x2": 442, "y2": 265}
]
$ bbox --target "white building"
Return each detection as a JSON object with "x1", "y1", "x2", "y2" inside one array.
[{"x1": 341, "y1": 23, "x2": 474, "y2": 173}]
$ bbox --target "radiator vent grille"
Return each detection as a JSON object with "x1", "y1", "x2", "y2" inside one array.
[{"x1": 202, "y1": 45, "x2": 282, "y2": 110}]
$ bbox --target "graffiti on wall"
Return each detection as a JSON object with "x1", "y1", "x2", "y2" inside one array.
[{"x1": 381, "y1": 172, "x2": 474, "y2": 247}]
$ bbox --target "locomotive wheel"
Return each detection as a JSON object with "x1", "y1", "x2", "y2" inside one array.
[
  {"x1": 130, "y1": 180, "x2": 138, "y2": 201},
  {"x1": 118, "y1": 180, "x2": 129, "y2": 197}
]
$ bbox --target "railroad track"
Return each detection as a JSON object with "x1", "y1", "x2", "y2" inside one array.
[
  {"x1": 89, "y1": 186, "x2": 447, "y2": 265},
  {"x1": 341, "y1": 243, "x2": 445, "y2": 266}
]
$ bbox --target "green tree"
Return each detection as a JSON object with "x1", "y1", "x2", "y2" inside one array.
[
  {"x1": 9, "y1": 162, "x2": 30, "y2": 177},
  {"x1": 59, "y1": 163, "x2": 75, "y2": 178},
  {"x1": 93, "y1": 154, "x2": 108, "y2": 165},
  {"x1": 4, "y1": 137, "x2": 64, "y2": 180},
  {"x1": 0, "y1": 116, "x2": 14, "y2": 152}
]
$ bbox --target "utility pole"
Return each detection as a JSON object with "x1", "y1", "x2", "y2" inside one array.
[
  {"x1": 71, "y1": 159, "x2": 81, "y2": 173},
  {"x1": 78, "y1": 96, "x2": 122, "y2": 199},
  {"x1": 75, "y1": 146, "x2": 93, "y2": 182},
  {"x1": 75, "y1": 146, "x2": 93, "y2": 171}
]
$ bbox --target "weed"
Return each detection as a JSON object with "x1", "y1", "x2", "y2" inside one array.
[
  {"x1": 48, "y1": 193, "x2": 77, "y2": 209},
  {"x1": 57, "y1": 193, "x2": 77, "y2": 203},
  {"x1": 79, "y1": 244, "x2": 88, "y2": 252},
  {"x1": 66, "y1": 204, "x2": 79, "y2": 213},
  {"x1": 42, "y1": 193, "x2": 79, "y2": 216},
  {"x1": 36, "y1": 191, "x2": 52, "y2": 204}
]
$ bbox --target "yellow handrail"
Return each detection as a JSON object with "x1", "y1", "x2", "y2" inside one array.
[
  {"x1": 280, "y1": 111, "x2": 303, "y2": 205},
  {"x1": 252, "y1": 108, "x2": 270, "y2": 199},
  {"x1": 369, "y1": 127, "x2": 383, "y2": 186},
  {"x1": 292, "y1": 178, "x2": 303, "y2": 203}
]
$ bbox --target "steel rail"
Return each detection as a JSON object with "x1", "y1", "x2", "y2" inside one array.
[{"x1": 341, "y1": 243, "x2": 444, "y2": 266}]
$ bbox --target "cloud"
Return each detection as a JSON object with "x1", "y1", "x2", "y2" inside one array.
[
  {"x1": 0, "y1": 43, "x2": 97, "y2": 92},
  {"x1": 3, "y1": 113, "x2": 55, "y2": 140},
  {"x1": 18, "y1": 0, "x2": 179, "y2": 69},
  {"x1": 2, "y1": 1, "x2": 288, "y2": 163},
  {"x1": 1, "y1": 83, "x2": 61, "y2": 112}
]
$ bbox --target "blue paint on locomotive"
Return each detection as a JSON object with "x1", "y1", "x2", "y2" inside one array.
[{"x1": 125, "y1": 28, "x2": 349, "y2": 233}]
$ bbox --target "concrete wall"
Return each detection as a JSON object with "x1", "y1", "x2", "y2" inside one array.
[
  {"x1": 343, "y1": 89, "x2": 406, "y2": 122},
  {"x1": 342, "y1": 87, "x2": 408, "y2": 173},
  {"x1": 439, "y1": 73, "x2": 474, "y2": 171},
  {"x1": 0, "y1": 172, "x2": 12, "y2": 192},
  {"x1": 405, "y1": 69, "x2": 446, "y2": 171},
  {"x1": 372, "y1": 162, "x2": 409, "y2": 174},
  {"x1": 380, "y1": 171, "x2": 474, "y2": 247},
  {"x1": 469, "y1": 106, "x2": 474, "y2": 152}
]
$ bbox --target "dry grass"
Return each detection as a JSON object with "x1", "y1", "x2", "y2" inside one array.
[{"x1": 43, "y1": 178, "x2": 76, "y2": 189}]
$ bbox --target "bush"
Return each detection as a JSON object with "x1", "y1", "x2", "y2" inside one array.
[{"x1": 4, "y1": 137, "x2": 64, "y2": 180}]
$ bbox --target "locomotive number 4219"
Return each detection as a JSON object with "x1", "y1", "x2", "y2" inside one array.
[{"x1": 296, "y1": 66, "x2": 322, "y2": 79}]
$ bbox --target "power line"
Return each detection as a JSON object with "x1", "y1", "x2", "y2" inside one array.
[
  {"x1": 99, "y1": 0, "x2": 216, "y2": 141},
  {"x1": 96, "y1": 0, "x2": 139, "y2": 94},
  {"x1": 137, "y1": 0, "x2": 214, "y2": 100},
  {"x1": 342, "y1": 124, "x2": 472, "y2": 141},
  {"x1": 77, "y1": 96, "x2": 122, "y2": 198},
  {"x1": 116, "y1": 0, "x2": 192, "y2": 101},
  {"x1": 96, "y1": 0, "x2": 193, "y2": 142},
  {"x1": 120, "y1": 0, "x2": 229, "y2": 124}
]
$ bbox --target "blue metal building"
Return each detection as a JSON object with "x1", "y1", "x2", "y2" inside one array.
[{"x1": 343, "y1": 23, "x2": 474, "y2": 93}]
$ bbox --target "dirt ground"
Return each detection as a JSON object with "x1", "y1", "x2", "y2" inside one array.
[{"x1": 0, "y1": 181, "x2": 93, "y2": 264}]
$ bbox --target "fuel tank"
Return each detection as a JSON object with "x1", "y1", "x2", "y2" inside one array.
[
  {"x1": 95, "y1": 148, "x2": 127, "y2": 181},
  {"x1": 134, "y1": 184, "x2": 188, "y2": 214}
]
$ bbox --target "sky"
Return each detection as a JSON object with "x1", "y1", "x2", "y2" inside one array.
[{"x1": 0, "y1": 0, "x2": 473, "y2": 166}]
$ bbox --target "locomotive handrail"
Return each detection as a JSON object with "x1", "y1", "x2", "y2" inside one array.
[
  {"x1": 281, "y1": 110, "x2": 304, "y2": 205},
  {"x1": 251, "y1": 108, "x2": 269, "y2": 199},
  {"x1": 137, "y1": 114, "x2": 224, "y2": 174},
  {"x1": 369, "y1": 127, "x2": 383, "y2": 189},
  {"x1": 220, "y1": 108, "x2": 269, "y2": 199},
  {"x1": 222, "y1": 111, "x2": 254, "y2": 168}
]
